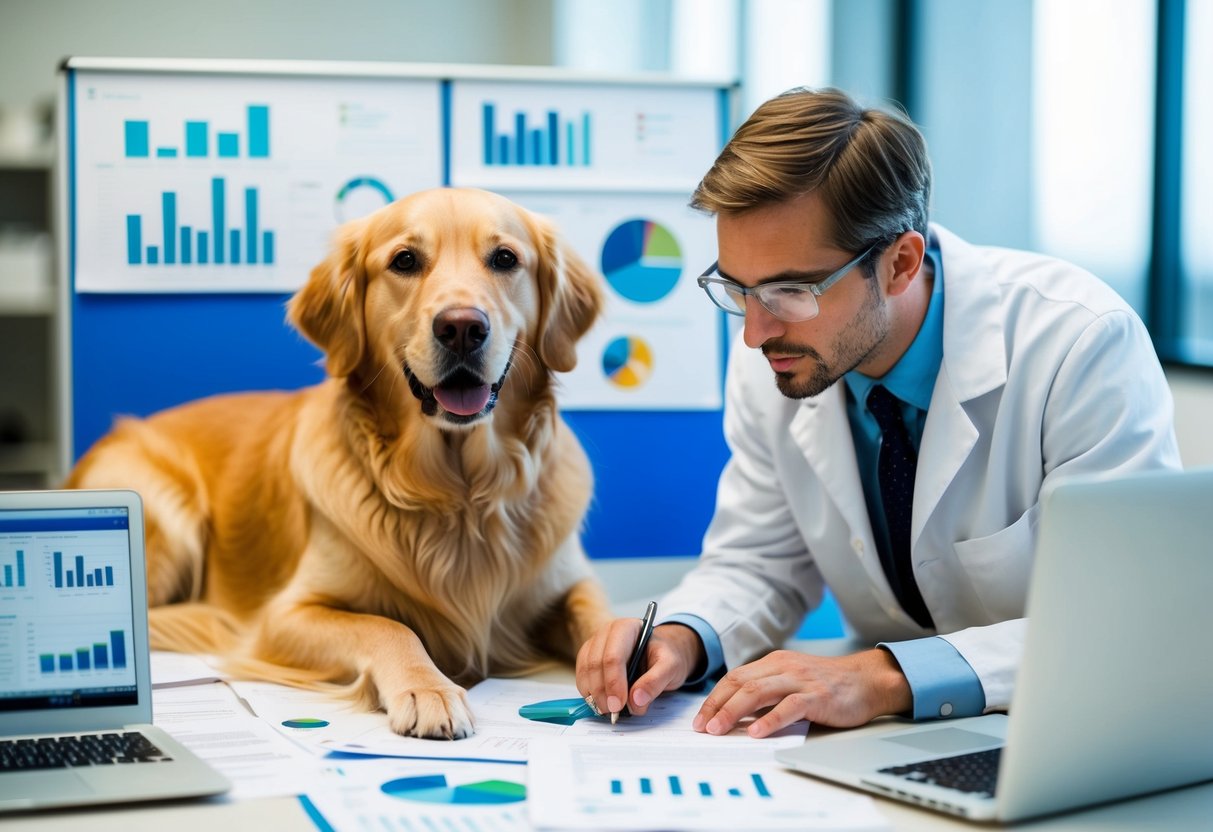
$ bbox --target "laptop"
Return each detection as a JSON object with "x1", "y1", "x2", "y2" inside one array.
[
  {"x1": 0, "y1": 489, "x2": 230, "y2": 812},
  {"x1": 777, "y1": 467, "x2": 1213, "y2": 822}
]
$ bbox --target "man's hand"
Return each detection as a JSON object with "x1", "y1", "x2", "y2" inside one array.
[
  {"x1": 692, "y1": 648, "x2": 912, "y2": 737},
  {"x1": 576, "y1": 621, "x2": 705, "y2": 720}
]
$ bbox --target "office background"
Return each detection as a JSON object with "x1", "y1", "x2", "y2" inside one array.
[{"x1": 1, "y1": 0, "x2": 1211, "y2": 526}]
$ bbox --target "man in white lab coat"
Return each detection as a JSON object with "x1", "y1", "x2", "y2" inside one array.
[{"x1": 575, "y1": 87, "x2": 1180, "y2": 734}]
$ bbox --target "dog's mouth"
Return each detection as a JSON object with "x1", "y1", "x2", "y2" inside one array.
[{"x1": 404, "y1": 360, "x2": 511, "y2": 424}]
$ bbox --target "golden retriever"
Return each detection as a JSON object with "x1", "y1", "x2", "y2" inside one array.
[{"x1": 64, "y1": 187, "x2": 613, "y2": 739}]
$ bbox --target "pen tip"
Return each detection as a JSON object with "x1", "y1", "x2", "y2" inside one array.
[{"x1": 611, "y1": 712, "x2": 618, "y2": 725}]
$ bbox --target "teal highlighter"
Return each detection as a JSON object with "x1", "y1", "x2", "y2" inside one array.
[{"x1": 518, "y1": 697, "x2": 596, "y2": 725}]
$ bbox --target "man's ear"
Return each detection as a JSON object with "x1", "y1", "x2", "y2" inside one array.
[
  {"x1": 884, "y1": 230, "x2": 927, "y2": 298},
  {"x1": 287, "y1": 219, "x2": 368, "y2": 378},
  {"x1": 530, "y1": 212, "x2": 605, "y2": 373}
]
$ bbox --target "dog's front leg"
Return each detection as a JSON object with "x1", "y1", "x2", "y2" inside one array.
[
  {"x1": 555, "y1": 577, "x2": 614, "y2": 661},
  {"x1": 255, "y1": 602, "x2": 475, "y2": 739}
]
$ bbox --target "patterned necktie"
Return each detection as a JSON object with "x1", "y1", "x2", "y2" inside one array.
[{"x1": 866, "y1": 384, "x2": 934, "y2": 629}]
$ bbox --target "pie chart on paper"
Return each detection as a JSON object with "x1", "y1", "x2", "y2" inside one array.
[
  {"x1": 600, "y1": 218, "x2": 682, "y2": 303},
  {"x1": 602, "y1": 335, "x2": 653, "y2": 389},
  {"x1": 380, "y1": 774, "x2": 526, "y2": 805}
]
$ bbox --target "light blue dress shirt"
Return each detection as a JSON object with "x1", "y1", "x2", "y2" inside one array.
[{"x1": 665, "y1": 240, "x2": 987, "y2": 720}]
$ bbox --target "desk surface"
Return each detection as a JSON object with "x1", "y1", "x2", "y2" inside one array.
[{"x1": 8, "y1": 639, "x2": 1213, "y2": 831}]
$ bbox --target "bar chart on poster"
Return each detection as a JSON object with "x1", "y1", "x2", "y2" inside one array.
[
  {"x1": 450, "y1": 81, "x2": 720, "y2": 191},
  {"x1": 72, "y1": 72, "x2": 443, "y2": 292}
]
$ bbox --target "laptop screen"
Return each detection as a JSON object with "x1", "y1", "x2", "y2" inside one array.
[{"x1": 0, "y1": 504, "x2": 139, "y2": 712}]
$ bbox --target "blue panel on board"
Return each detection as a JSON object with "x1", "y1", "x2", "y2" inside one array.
[
  {"x1": 70, "y1": 293, "x2": 326, "y2": 463},
  {"x1": 70, "y1": 294, "x2": 732, "y2": 560}
]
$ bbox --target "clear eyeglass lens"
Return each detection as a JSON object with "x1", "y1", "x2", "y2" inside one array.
[
  {"x1": 706, "y1": 281, "x2": 746, "y2": 314},
  {"x1": 758, "y1": 285, "x2": 820, "y2": 321}
]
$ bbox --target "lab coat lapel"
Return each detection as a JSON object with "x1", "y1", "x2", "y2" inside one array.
[{"x1": 912, "y1": 225, "x2": 1008, "y2": 546}]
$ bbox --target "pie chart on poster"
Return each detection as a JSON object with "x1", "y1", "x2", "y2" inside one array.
[
  {"x1": 600, "y1": 218, "x2": 682, "y2": 303},
  {"x1": 380, "y1": 774, "x2": 526, "y2": 804},
  {"x1": 602, "y1": 335, "x2": 653, "y2": 389}
]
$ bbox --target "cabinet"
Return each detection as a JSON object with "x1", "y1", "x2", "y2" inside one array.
[{"x1": 0, "y1": 150, "x2": 58, "y2": 489}]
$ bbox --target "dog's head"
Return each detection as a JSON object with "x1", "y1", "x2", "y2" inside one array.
[{"x1": 289, "y1": 188, "x2": 603, "y2": 430}]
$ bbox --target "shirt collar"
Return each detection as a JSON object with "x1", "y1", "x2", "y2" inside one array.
[{"x1": 844, "y1": 241, "x2": 945, "y2": 412}]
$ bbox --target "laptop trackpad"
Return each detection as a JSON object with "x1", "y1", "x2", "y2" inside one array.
[
  {"x1": 883, "y1": 727, "x2": 1002, "y2": 755},
  {"x1": 1, "y1": 770, "x2": 94, "y2": 803}
]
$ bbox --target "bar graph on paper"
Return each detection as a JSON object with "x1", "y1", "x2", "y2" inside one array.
[
  {"x1": 528, "y1": 738, "x2": 887, "y2": 831},
  {"x1": 608, "y1": 772, "x2": 773, "y2": 800}
]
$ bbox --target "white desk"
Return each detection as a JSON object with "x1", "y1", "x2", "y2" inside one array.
[{"x1": 8, "y1": 635, "x2": 1213, "y2": 830}]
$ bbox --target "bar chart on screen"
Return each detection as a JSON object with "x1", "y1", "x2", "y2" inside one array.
[
  {"x1": 0, "y1": 547, "x2": 27, "y2": 589},
  {"x1": 24, "y1": 619, "x2": 134, "y2": 685},
  {"x1": 49, "y1": 549, "x2": 121, "y2": 590},
  {"x1": 35, "y1": 628, "x2": 127, "y2": 674}
]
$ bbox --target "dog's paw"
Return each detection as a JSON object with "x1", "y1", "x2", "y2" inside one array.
[{"x1": 386, "y1": 684, "x2": 475, "y2": 739}]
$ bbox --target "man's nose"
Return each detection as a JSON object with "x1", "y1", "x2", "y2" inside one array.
[{"x1": 742, "y1": 301, "x2": 783, "y2": 348}]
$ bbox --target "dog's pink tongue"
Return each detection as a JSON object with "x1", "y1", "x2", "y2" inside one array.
[{"x1": 433, "y1": 384, "x2": 492, "y2": 416}]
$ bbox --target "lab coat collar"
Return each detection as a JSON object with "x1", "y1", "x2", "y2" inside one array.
[{"x1": 930, "y1": 224, "x2": 1008, "y2": 402}]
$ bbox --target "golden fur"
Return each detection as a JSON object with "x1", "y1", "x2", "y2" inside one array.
[{"x1": 64, "y1": 188, "x2": 613, "y2": 739}]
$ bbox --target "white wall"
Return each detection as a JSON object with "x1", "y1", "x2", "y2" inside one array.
[
  {"x1": 0, "y1": 0, "x2": 554, "y2": 118},
  {"x1": 1166, "y1": 367, "x2": 1213, "y2": 469}
]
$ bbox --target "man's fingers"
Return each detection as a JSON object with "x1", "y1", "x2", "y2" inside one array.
[
  {"x1": 700, "y1": 676, "x2": 788, "y2": 735},
  {"x1": 746, "y1": 693, "x2": 812, "y2": 738},
  {"x1": 574, "y1": 618, "x2": 641, "y2": 721},
  {"x1": 691, "y1": 660, "x2": 764, "y2": 730}
]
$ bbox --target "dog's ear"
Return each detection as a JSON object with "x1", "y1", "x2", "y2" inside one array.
[
  {"x1": 288, "y1": 219, "x2": 368, "y2": 378},
  {"x1": 530, "y1": 213, "x2": 604, "y2": 373}
]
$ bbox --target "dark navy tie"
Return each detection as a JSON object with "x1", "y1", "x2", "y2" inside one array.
[{"x1": 866, "y1": 384, "x2": 934, "y2": 629}]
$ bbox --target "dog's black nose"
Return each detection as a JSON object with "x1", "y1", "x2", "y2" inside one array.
[{"x1": 433, "y1": 307, "x2": 490, "y2": 357}]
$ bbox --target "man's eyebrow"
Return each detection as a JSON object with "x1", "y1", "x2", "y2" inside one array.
[{"x1": 714, "y1": 264, "x2": 833, "y2": 286}]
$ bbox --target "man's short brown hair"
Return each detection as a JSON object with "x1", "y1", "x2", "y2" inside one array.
[{"x1": 691, "y1": 87, "x2": 931, "y2": 258}]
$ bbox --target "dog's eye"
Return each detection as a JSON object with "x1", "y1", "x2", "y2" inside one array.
[
  {"x1": 489, "y1": 248, "x2": 518, "y2": 272},
  {"x1": 390, "y1": 250, "x2": 419, "y2": 274}
]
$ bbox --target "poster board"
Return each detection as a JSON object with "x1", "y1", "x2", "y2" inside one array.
[{"x1": 59, "y1": 58, "x2": 736, "y2": 559}]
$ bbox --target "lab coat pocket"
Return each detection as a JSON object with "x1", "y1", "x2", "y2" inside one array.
[{"x1": 952, "y1": 509, "x2": 1037, "y2": 621}]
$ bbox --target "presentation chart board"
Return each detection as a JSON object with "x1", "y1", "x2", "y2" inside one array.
[
  {"x1": 503, "y1": 191, "x2": 722, "y2": 409},
  {"x1": 64, "y1": 61, "x2": 734, "y2": 560},
  {"x1": 450, "y1": 81, "x2": 719, "y2": 191},
  {"x1": 73, "y1": 71, "x2": 443, "y2": 292}
]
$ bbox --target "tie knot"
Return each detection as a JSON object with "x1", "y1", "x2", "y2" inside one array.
[{"x1": 866, "y1": 384, "x2": 905, "y2": 433}]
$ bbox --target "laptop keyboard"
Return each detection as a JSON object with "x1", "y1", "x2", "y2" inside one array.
[
  {"x1": 0, "y1": 731, "x2": 174, "y2": 771},
  {"x1": 879, "y1": 747, "x2": 1002, "y2": 798}
]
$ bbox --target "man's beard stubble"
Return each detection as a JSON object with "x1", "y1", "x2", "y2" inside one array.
[{"x1": 766, "y1": 278, "x2": 891, "y2": 400}]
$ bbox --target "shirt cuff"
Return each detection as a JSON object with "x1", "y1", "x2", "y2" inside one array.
[
  {"x1": 878, "y1": 636, "x2": 986, "y2": 720},
  {"x1": 660, "y1": 613, "x2": 725, "y2": 688}
]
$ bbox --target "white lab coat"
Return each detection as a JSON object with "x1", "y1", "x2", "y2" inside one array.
[{"x1": 661, "y1": 224, "x2": 1181, "y2": 711}]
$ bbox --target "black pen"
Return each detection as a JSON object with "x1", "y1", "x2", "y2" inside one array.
[{"x1": 615, "y1": 600, "x2": 658, "y2": 724}]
